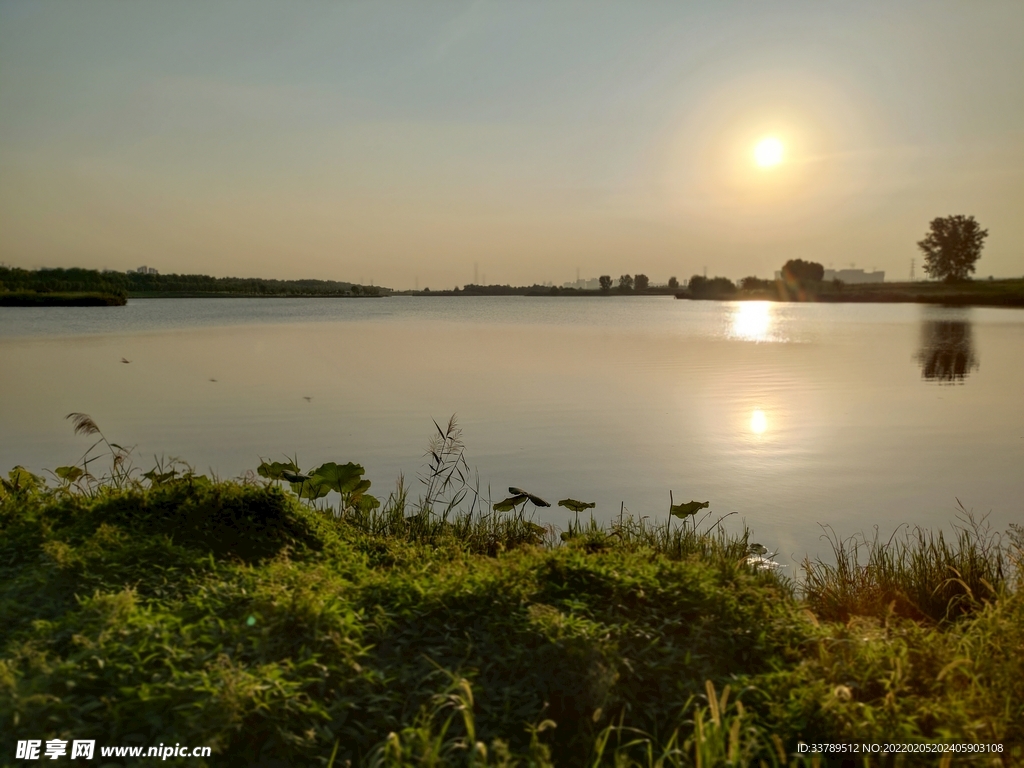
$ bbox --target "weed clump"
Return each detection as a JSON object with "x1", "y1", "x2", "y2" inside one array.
[
  {"x1": 3, "y1": 480, "x2": 324, "y2": 567},
  {"x1": 94, "y1": 482, "x2": 326, "y2": 564},
  {"x1": 803, "y1": 505, "x2": 1008, "y2": 624}
]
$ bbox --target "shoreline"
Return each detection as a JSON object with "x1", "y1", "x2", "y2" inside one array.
[
  {"x1": 5, "y1": 281, "x2": 1023, "y2": 315},
  {"x1": 127, "y1": 291, "x2": 387, "y2": 299},
  {"x1": 676, "y1": 277, "x2": 1024, "y2": 308},
  {"x1": 0, "y1": 291, "x2": 126, "y2": 307},
  {"x1": 679, "y1": 292, "x2": 1024, "y2": 308}
]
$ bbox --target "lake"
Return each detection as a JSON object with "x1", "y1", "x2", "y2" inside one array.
[{"x1": 2, "y1": 296, "x2": 1022, "y2": 565}]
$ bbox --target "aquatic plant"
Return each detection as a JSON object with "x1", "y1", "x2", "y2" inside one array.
[
  {"x1": 493, "y1": 486, "x2": 550, "y2": 513},
  {"x1": 669, "y1": 498, "x2": 709, "y2": 521},
  {"x1": 420, "y1": 415, "x2": 477, "y2": 516},
  {"x1": 258, "y1": 458, "x2": 380, "y2": 516},
  {"x1": 0, "y1": 466, "x2": 45, "y2": 501},
  {"x1": 557, "y1": 498, "x2": 595, "y2": 542},
  {"x1": 60, "y1": 412, "x2": 137, "y2": 491}
]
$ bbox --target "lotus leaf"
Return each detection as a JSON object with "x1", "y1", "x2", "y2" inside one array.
[
  {"x1": 290, "y1": 477, "x2": 331, "y2": 500},
  {"x1": 55, "y1": 466, "x2": 85, "y2": 483},
  {"x1": 354, "y1": 494, "x2": 380, "y2": 512},
  {"x1": 508, "y1": 486, "x2": 551, "y2": 507},
  {"x1": 257, "y1": 460, "x2": 300, "y2": 481},
  {"x1": 143, "y1": 468, "x2": 179, "y2": 486},
  {"x1": 493, "y1": 494, "x2": 529, "y2": 512},
  {"x1": 558, "y1": 498, "x2": 596, "y2": 513},
  {"x1": 346, "y1": 478, "x2": 372, "y2": 498},
  {"x1": 310, "y1": 461, "x2": 366, "y2": 493},
  {"x1": 1, "y1": 466, "x2": 44, "y2": 494},
  {"x1": 669, "y1": 500, "x2": 709, "y2": 519}
]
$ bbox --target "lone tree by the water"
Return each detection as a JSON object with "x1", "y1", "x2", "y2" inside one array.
[
  {"x1": 599, "y1": 275, "x2": 612, "y2": 293},
  {"x1": 633, "y1": 273, "x2": 649, "y2": 292},
  {"x1": 618, "y1": 274, "x2": 634, "y2": 292},
  {"x1": 917, "y1": 215, "x2": 988, "y2": 282}
]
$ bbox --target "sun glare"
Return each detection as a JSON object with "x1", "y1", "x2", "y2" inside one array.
[
  {"x1": 731, "y1": 301, "x2": 773, "y2": 342},
  {"x1": 754, "y1": 137, "x2": 784, "y2": 168},
  {"x1": 750, "y1": 410, "x2": 767, "y2": 435}
]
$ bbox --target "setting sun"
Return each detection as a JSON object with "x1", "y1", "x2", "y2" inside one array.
[{"x1": 754, "y1": 137, "x2": 784, "y2": 167}]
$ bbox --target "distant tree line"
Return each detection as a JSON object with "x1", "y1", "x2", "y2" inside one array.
[
  {"x1": 442, "y1": 213, "x2": 993, "y2": 303},
  {"x1": 739, "y1": 276, "x2": 773, "y2": 291},
  {"x1": 680, "y1": 261, "x2": 823, "y2": 300},
  {"x1": 453, "y1": 275, "x2": 671, "y2": 296},
  {"x1": 728, "y1": 214, "x2": 990, "y2": 295},
  {"x1": 595, "y1": 274, "x2": 653, "y2": 293},
  {"x1": 458, "y1": 283, "x2": 559, "y2": 296},
  {"x1": 0, "y1": 267, "x2": 383, "y2": 297},
  {"x1": 0, "y1": 267, "x2": 129, "y2": 297}
]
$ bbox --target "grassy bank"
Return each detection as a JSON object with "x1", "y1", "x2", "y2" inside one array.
[
  {"x1": 127, "y1": 292, "x2": 386, "y2": 299},
  {"x1": 1, "y1": 451, "x2": 1021, "y2": 766},
  {"x1": 0, "y1": 291, "x2": 127, "y2": 307},
  {"x1": 678, "y1": 278, "x2": 1024, "y2": 307},
  {"x1": 811, "y1": 277, "x2": 1024, "y2": 307}
]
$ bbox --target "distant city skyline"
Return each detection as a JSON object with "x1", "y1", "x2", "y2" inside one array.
[{"x1": 2, "y1": 1, "x2": 1022, "y2": 289}]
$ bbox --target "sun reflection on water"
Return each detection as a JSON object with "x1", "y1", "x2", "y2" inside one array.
[
  {"x1": 730, "y1": 301, "x2": 773, "y2": 342},
  {"x1": 750, "y1": 409, "x2": 767, "y2": 434}
]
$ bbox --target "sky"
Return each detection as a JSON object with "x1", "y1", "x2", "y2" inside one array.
[{"x1": 1, "y1": 1, "x2": 1022, "y2": 289}]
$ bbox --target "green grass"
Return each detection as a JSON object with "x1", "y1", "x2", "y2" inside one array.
[
  {"x1": 803, "y1": 508, "x2": 1012, "y2": 624},
  {"x1": 1, "y1": 458, "x2": 1021, "y2": 766}
]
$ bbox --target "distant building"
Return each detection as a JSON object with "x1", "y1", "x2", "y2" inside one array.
[
  {"x1": 131, "y1": 266, "x2": 159, "y2": 275},
  {"x1": 774, "y1": 267, "x2": 884, "y2": 284},
  {"x1": 561, "y1": 277, "x2": 601, "y2": 290},
  {"x1": 823, "y1": 268, "x2": 884, "y2": 284}
]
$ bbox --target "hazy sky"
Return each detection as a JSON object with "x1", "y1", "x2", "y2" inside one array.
[{"x1": 2, "y1": 1, "x2": 1022, "y2": 288}]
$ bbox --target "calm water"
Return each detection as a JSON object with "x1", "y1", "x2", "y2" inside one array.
[{"x1": 2, "y1": 296, "x2": 1022, "y2": 564}]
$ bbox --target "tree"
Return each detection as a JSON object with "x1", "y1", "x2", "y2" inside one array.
[
  {"x1": 633, "y1": 273, "x2": 649, "y2": 292},
  {"x1": 917, "y1": 215, "x2": 988, "y2": 282},
  {"x1": 618, "y1": 274, "x2": 634, "y2": 292},
  {"x1": 599, "y1": 275, "x2": 612, "y2": 293},
  {"x1": 781, "y1": 259, "x2": 824, "y2": 285},
  {"x1": 668, "y1": 276, "x2": 679, "y2": 289}
]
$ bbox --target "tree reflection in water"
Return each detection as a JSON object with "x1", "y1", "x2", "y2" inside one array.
[{"x1": 916, "y1": 314, "x2": 978, "y2": 383}]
